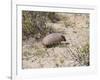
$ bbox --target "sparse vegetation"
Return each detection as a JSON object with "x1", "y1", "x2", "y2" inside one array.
[
  {"x1": 79, "y1": 43, "x2": 89, "y2": 66},
  {"x1": 80, "y1": 43, "x2": 89, "y2": 54},
  {"x1": 34, "y1": 48, "x2": 46, "y2": 57},
  {"x1": 22, "y1": 11, "x2": 59, "y2": 40},
  {"x1": 22, "y1": 11, "x2": 89, "y2": 68},
  {"x1": 60, "y1": 58, "x2": 64, "y2": 64}
]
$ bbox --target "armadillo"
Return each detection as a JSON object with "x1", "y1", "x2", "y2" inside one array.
[{"x1": 42, "y1": 33, "x2": 66, "y2": 47}]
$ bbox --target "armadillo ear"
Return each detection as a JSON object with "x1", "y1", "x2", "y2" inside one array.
[{"x1": 61, "y1": 35, "x2": 66, "y2": 41}]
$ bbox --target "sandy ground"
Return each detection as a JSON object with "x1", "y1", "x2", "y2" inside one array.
[{"x1": 22, "y1": 13, "x2": 89, "y2": 69}]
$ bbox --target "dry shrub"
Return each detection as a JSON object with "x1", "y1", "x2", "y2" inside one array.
[{"x1": 22, "y1": 11, "x2": 60, "y2": 40}]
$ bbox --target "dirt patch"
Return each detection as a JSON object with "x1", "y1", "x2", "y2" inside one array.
[{"x1": 22, "y1": 12, "x2": 89, "y2": 69}]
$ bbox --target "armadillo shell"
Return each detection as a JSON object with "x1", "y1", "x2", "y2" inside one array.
[{"x1": 42, "y1": 33, "x2": 64, "y2": 47}]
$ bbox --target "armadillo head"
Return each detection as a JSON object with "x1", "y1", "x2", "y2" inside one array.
[{"x1": 61, "y1": 35, "x2": 66, "y2": 41}]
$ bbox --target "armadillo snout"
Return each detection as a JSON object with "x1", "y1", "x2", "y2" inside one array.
[{"x1": 61, "y1": 35, "x2": 66, "y2": 41}]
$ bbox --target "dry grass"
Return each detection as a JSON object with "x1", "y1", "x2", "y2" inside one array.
[{"x1": 22, "y1": 11, "x2": 89, "y2": 69}]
